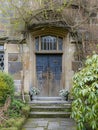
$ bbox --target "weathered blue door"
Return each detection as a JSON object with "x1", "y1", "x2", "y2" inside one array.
[{"x1": 36, "y1": 54, "x2": 62, "y2": 96}]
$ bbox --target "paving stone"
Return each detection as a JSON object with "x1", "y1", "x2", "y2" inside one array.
[
  {"x1": 60, "y1": 119, "x2": 76, "y2": 126},
  {"x1": 49, "y1": 126, "x2": 76, "y2": 130},
  {"x1": 26, "y1": 119, "x2": 38, "y2": 124},
  {"x1": 60, "y1": 122, "x2": 75, "y2": 126},
  {"x1": 48, "y1": 122, "x2": 60, "y2": 129},
  {"x1": 31, "y1": 128, "x2": 44, "y2": 130},
  {"x1": 22, "y1": 128, "x2": 44, "y2": 130},
  {"x1": 36, "y1": 120, "x2": 48, "y2": 127},
  {"x1": 48, "y1": 128, "x2": 60, "y2": 130},
  {"x1": 48, "y1": 118, "x2": 60, "y2": 122},
  {"x1": 23, "y1": 124, "x2": 37, "y2": 128},
  {"x1": 29, "y1": 118, "x2": 45, "y2": 120},
  {"x1": 22, "y1": 118, "x2": 76, "y2": 130},
  {"x1": 23, "y1": 122, "x2": 38, "y2": 128},
  {"x1": 58, "y1": 126, "x2": 76, "y2": 130}
]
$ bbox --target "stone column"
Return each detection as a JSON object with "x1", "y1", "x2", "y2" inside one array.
[
  {"x1": 63, "y1": 33, "x2": 76, "y2": 91},
  {"x1": 4, "y1": 43, "x2": 8, "y2": 73}
]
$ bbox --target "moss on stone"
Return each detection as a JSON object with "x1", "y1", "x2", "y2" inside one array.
[
  {"x1": 0, "y1": 127, "x2": 18, "y2": 130},
  {"x1": 1, "y1": 117, "x2": 26, "y2": 130},
  {"x1": 21, "y1": 105, "x2": 30, "y2": 118}
]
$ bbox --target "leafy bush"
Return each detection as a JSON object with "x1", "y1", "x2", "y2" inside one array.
[
  {"x1": 13, "y1": 117, "x2": 25, "y2": 129},
  {"x1": 0, "y1": 102, "x2": 29, "y2": 129},
  {"x1": 21, "y1": 105, "x2": 30, "y2": 118},
  {"x1": 71, "y1": 54, "x2": 98, "y2": 130},
  {"x1": 8, "y1": 99, "x2": 25, "y2": 117},
  {"x1": 5, "y1": 117, "x2": 25, "y2": 128},
  {"x1": 0, "y1": 72, "x2": 15, "y2": 104},
  {"x1": 0, "y1": 127, "x2": 18, "y2": 130},
  {"x1": 0, "y1": 117, "x2": 25, "y2": 130},
  {"x1": 7, "y1": 99, "x2": 30, "y2": 118}
]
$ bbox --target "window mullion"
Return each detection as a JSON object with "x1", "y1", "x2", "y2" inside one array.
[
  {"x1": 39, "y1": 36, "x2": 41, "y2": 51},
  {"x1": 57, "y1": 36, "x2": 58, "y2": 50}
]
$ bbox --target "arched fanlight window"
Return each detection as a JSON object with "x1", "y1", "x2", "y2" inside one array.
[{"x1": 35, "y1": 35, "x2": 63, "y2": 51}]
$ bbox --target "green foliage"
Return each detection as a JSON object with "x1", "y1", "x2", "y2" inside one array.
[
  {"x1": 5, "y1": 117, "x2": 25, "y2": 128},
  {"x1": 7, "y1": 99, "x2": 30, "y2": 118},
  {"x1": 0, "y1": 71, "x2": 15, "y2": 105},
  {"x1": 0, "y1": 100, "x2": 30, "y2": 129},
  {"x1": 0, "y1": 127, "x2": 18, "y2": 130},
  {"x1": 8, "y1": 99, "x2": 25, "y2": 117},
  {"x1": 71, "y1": 54, "x2": 98, "y2": 130},
  {"x1": 21, "y1": 105, "x2": 30, "y2": 118},
  {"x1": 0, "y1": 117, "x2": 25, "y2": 130},
  {"x1": 0, "y1": 0, "x2": 73, "y2": 32}
]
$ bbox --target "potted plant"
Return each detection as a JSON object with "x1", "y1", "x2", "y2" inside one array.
[
  {"x1": 29, "y1": 87, "x2": 40, "y2": 100},
  {"x1": 59, "y1": 89, "x2": 69, "y2": 101}
]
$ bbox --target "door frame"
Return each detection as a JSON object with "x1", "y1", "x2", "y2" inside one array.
[{"x1": 30, "y1": 29, "x2": 68, "y2": 93}]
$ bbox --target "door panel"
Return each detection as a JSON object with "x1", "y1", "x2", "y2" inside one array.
[{"x1": 36, "y1": 54, "x2": 62, "y2": 96}]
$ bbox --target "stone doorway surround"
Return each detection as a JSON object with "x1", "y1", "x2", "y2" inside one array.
[{"x1": 24, "y1": 27, "x2": 75, "y2": 94}]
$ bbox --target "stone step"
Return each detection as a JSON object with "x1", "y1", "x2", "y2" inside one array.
[
  {"x1": 29, "y1": 100, "x2": 71, "y2": 106},
  {"x1": 29, "y1": 98, "x2": 72, "y2": 118},
  {"x1": 29, "y1": 111, "x2": 71, "y2": 118},
  {"x1": 30, "y1": 105, "x2": 71, "y2": 112},
  {"x1": 31, "y1": 105, "x2": 71, "y2": 109},
  {"x1": 31, "y1": 96, "x2": 63, "y2": 101}
]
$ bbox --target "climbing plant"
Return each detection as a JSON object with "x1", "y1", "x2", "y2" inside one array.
[
  {"x1": 0, "y1": 0, "x2": 97, "y2": 59},
  {"x1": 71, "y1": 54, "x2": 98, "y2": 130}
]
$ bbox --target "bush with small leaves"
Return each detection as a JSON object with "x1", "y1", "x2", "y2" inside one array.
[
  {"x1": 0, "y1": 72, "x2": 15, "y2": 105},
  {"x1": 21, "y1": 105, "x2": 30, "y2": 118},
  {"x1": 71, "y1": 54, "x2": 98, "y2": 130},
  {"x1": 0, "y1": 117, "x2": 25, "y2": 130},
  {"x1": 0, "y1": 127, "x2": 18, "y2": 130},
  {"x1": 8, "y1": 99, "x2": 25, "y2": 117}
]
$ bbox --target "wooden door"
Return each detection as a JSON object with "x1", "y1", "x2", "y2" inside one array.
[{"x1": 36, "y1": 54, "x2": 62, "y2": 96}]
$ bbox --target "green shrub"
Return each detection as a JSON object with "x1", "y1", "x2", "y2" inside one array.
[
  {"x1": 7, "y1": 99, "x2": 30, "y2": 118},
  {"x1": 5, "y1": 118, "x2": 16, "y2": 127},
  {"x1": 1, "y1": 117, "x2": 25, "y2": 130},
  {"x1": 8, "y1": 99, "x2": 25, "y2": 117},
  {"x1": 71, "y1": 54, "x2": 98, "y2": 130},
  {"x1": 14, "y1": 117, "x2": 25, "y2": 129},
  {"x1": 21, "y1": 105, "x2": 30, "y2": 118},
  {"x1": 0, "y1": 72, "x2": 15, "y2": 104},
  {"x1": 0, "y1": 127, "x2": 18, "y2": 130}
]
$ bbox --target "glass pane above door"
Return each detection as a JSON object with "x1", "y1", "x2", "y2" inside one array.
[
  {"x1": 35, "y1": 35, "x2": 63, "y2": 52},
  {"x1": 41, "y1": 36, "x2": 57, "y2": 50}
]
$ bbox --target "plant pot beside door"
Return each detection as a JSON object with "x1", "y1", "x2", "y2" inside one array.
[
  {"x1": 59, "y1": 89, "x2": 69, "y2": 101},
  {"x1": 29, "y1": 87, "x2": 40, "y2": 101}
]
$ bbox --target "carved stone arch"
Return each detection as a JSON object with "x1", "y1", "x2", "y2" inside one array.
[{"x1": 28, "y1": 9, "x2": 69, "y2": 31}]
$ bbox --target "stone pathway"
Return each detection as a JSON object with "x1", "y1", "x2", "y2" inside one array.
[{"x1": 22, "y1": 118, "x2": 76, "y2": 130}]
